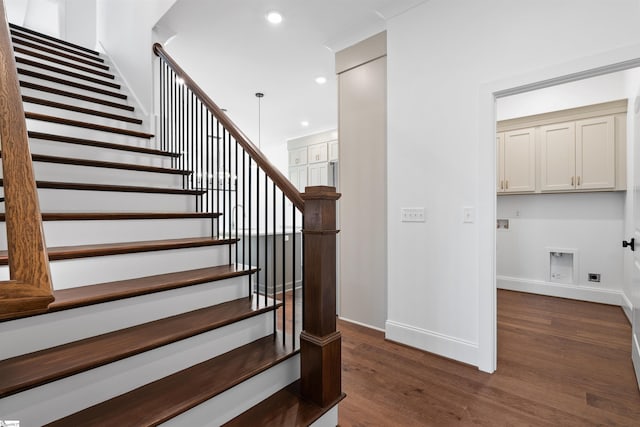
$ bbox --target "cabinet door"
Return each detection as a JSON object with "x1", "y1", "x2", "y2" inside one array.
[
  {"x1": 308, "y1": 143, "x2": 328, "y2": 164},
  {"x1": 308, "y1": 163, "x2": 328, "y2": 186},
  {"x1": 503, "y1": 128, "x2": 535, "y2": 192},
  {"x1": 540, "y1": 122, "x2": 575, "y2": 191},
  {"x1": 289, "y1": 147, "x2": 307, "y2": 166},
  {"x1": 497, "y1": 132, "x2": 505, "y2": 193},
  {"x1": 576, "y1": 116, "x2": 615, "y2": 190},
  {"x1": 289, "y1": 166, "x2": 307, "y2": 191},
  {"x1": 329, "y1": 140, "x2": 339, "y2": 161}
]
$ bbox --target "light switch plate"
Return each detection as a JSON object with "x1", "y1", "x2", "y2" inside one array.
[
  {"x1": 401, "y1": 207, "x2": 425, "y2": 222},
  {"x1": 463, "y1": 207, "x2": 475, "y2": 223}
]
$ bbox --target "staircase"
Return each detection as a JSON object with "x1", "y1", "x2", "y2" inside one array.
[{"x1": 0, "y1": 16, "x2": 342, "y2": 427}]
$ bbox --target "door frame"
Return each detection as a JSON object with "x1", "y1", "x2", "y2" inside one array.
[{"x1": 477, "y1": 43, "x2": 640, "y2": 373}]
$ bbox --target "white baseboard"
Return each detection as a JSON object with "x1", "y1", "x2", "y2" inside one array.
[
  {"x1": 338, "y1": 316, "x2": 385, "y2": 333},
  {"x1": 497, "y1": 276, "x2": 626, "y2": 306},
  {"x1": 633, "y1": 333, "x2": 640, "y2": 391},
  {"x1": 385, "y1": 320, "x2": 478, "y2": 367},
  {"x1": 622, "y1": 292, "x2": 633, "y2": 324}
]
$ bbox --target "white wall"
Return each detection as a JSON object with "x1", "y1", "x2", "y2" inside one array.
[
  {"x1": 497, "y1": 193, "x2": 625, "y2": 302},
  {"x1": 96, "y1": 0, "x2": 178, "y2": 117},
  {"x1": 386, "y1": 0, "x2": 640, "y2": 371},
  {"x1": 64, "y1": 0, "x2": 96, "y2": 49}
]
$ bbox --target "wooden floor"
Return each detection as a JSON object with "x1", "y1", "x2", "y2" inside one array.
[{"x1": 337, "y1": 290, "x2": 640, "y2": 426}]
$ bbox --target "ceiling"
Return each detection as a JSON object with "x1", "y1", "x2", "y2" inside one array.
[{"x1": 156, "y1": 0, "x2": 426, "y2": 150}]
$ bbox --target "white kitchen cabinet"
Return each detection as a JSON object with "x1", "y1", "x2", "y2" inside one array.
[
  {"x1": 329, "y1": 141, "x2": 339, "y2": 161},
  {"x1": 308, "y1": 142, "x2": 328, "y2": 164},
  {"x1": 288, "y1": 131, "x2": 338, "y2": 190},
  {"x1": 288, "y1": 165, "x2": 307, "y2": 191},
  {"x1": 497, "y1": 128, "x2": 535, "y2": 193},
  {"x1": 289, "y1": 147, "x2": 307, "y2": 166},
  {"x1": 308, "y1": 163, "x2": 328, "y2": 186},
  {"x1": 540, "y1": 116, "x2": 615, "y2": 192}
]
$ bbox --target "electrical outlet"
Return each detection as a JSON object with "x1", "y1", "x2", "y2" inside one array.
[
  {"x1": 401, "y1": 208, "x2": 425, "y2": 222},
  {"x1": 588, "y1": 273, "x2": 601, "y2": 283}
]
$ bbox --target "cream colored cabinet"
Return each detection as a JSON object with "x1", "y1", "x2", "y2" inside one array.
[
  {"x1": 576, "y1": 116, "x2": 615, "y2": 189},
  {"x1": 497, "y1": 128, "x2": 535, "y2": 193},
  {"x1": 541, "y1": 116, "x2": 615, "y2": 191},
  {"x1": 540, "y1": 122, "x2": 576, "y2": 191},
  {"x1": 329, "y1": 141, "x2": 339, "y2": 161}
]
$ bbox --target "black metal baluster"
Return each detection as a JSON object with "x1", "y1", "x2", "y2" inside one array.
[
  {"x1": 281, "y1": 191, "x2": 286, "y2": 345},
  {"x1": 272, "y1": 182, "x2": 276, "y2": 335},
  {"x1": 264, "y1": 172, "x2": 268, "y2": 309},
  {"x1": 256, "y1": 166, "x2": 260, "y2": 303},
  {"x1": 248, "y1": 158, "x2": 252, "y2": 297},
  {"x1": 235, "y1": 140, "x2": 239, "y2": 265},
  {"x1": 292, "y1": 204, "x2": 296, "y2": 349},
  {"x1": 216, "y1": 121, "x2": 221, "y2": 239}
]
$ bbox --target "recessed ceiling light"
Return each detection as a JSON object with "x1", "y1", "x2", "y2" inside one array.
[
  {"x1": 301, "y1": 121, "x2": 309, "y2": 127},
  {"x1": 266, "y1": 11, "x2": 283, "y2": 24},
  {"x1": 315, "y1": 76, "x2": 327, "y2": 85}
]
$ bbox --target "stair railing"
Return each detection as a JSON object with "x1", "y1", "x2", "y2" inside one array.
[
  {"x1": 154, "y1": 43, "x2": 343, "y2": 408},
  {"x1": 0, "y1": 0, "x2": 54, "y2": 320}
]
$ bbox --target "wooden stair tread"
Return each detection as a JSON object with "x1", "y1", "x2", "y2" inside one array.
[
  {"x1": 25, "y1": 112, "x2": 153, "y2": 138},
  {"x1": 16, "y1": 56, "x2": 119, "y2": 88},
  {"x1": 0, "y1": 295, "x2": 276, "y2": 398},
  {"x1": 18, "y1": 68, "x2": 126, "y2": 99},
  {"x1": 10, "y1": 23, "x2": 101, "y2": 57},
  {"x1": 20, "y1": 81, "x2": 134, "y2": 111},
  {"x1": 0, "y1": 237, "x2": 238, "y2": 265},
  {"x1": 0, "y1": 178, "x2": 205, "y2": 195},
  {"x1": 12, "y1": 37, "x2": 110, "y2": 70},
  {"x1": 14, "y1": 46, "x2": 114, "y2": 79},
  {"x1": 22, "y1": 95, "x2": 141, "y2": 124},
  {"x1": 223, "y1": 380, "x2": 346, "y2": 427},
  {"x1": 30, "y1": 153, "x2": 188, "y2": 174},
  {"x1": 0, "y1": 212, "x2": 220, "y2": 222},
  {"x1": 46, "y1": 335, "x2": 296, "y2": 427},
  {"x1": 28, "y1": 131, "x2": 178, "y2": 157},
  {"x1": 50, "y1": 264, "x2": 251, "y2": 312}
]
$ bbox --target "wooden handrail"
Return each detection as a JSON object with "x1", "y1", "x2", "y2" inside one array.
[
  {"x1": 0, "y1": 0, "x2": 54, "y2": 319},
  {"x1": 153, "y1": 43, "x2": 305, "y2": 212}
]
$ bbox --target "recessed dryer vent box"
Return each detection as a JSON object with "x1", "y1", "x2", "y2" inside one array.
[{"x1": 547, "y1": 248, "x2": 578, "y2": 285}]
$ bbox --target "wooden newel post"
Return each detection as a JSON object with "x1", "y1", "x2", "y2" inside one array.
[{"x1": 300, "y1": 186, "x2": 342, "y2": 407}]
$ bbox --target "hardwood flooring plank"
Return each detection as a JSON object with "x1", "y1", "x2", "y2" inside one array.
[{"x1": 337, "y1": 290, "x2": 640, "y2": 426}]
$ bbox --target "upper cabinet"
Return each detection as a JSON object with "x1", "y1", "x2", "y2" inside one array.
[
  {"x1": 497, "y1": 128, "x2": 536, "y2": 193},
  {"x1": 287, "y1": 130, "x2": 338, "y2": 191},
  {"x1": 497, "y1": 100, "x2": 626, "y2": 195}
]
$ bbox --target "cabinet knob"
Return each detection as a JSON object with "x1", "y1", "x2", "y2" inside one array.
[{"x1": 577, "y1": 176, "x2": 581, "y2": 186}]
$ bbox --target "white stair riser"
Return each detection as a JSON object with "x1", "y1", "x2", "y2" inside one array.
[
  {"x1": 0, "y1": 276, "x2": 251, "y2": 359},
  {"x1": 21, "y1": 86, "x2": 137, "y2": 118},
  {"x1": 0, "y1": 218, "x2": 214, "y2": 249},
  {"x1": 12, "y1": 38, "x2": 106, "y2": 69},
  {"x1": 32, "y1": 187, "x2": 199, "y2": 212},
  {"x1": 49, "y1": 244, "x2": 233, "y2": 288},
  {"x1": 26, "y1": 118, "x2": 152, "y2": 144},
  {"x1": 28, "y1": 137, "x2": 173, "y2": 168},
  {"x1": 14, "y1": 59, "x2": 120, "y2": 88},
  {"x1": 162, "y1": 355, "x2": 300, "y2": 427},
  {"x1": 0, "y1": 244, "x2": 233, "y2": 287},
  {"x1": 25, "y1": 106, "x2": 144, "y2": 134},
  {"x1": 27, "y1": 162, "x2": 184, "y2": 188},
  {"x1": 0, "y1": 315, "x2": 274, "y2": 427},
  {"x1": 311, "y1": 406, "x2": 339, "y2": 427},
  {"x1": 18, "y1": 73, "x2": 127, "y2": 106}
]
